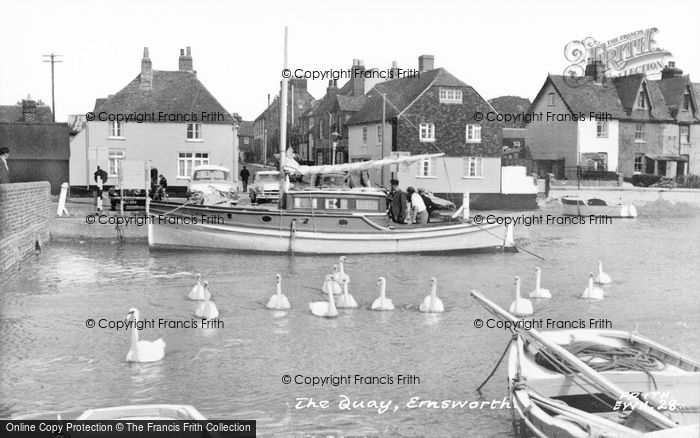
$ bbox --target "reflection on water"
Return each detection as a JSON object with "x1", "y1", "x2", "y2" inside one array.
[{"x1": 1, "y1": 206, "x2": 699, "y2": 437}]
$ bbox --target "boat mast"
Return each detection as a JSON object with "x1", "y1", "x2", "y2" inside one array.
[{"x1": 279, "y1": 26, "x2": 289, "y2": 208}]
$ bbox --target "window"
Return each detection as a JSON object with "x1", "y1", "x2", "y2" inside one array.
[
  {"x1": 637, "y1": 91, "x2": 647, "y2": 109},
  {"x1": 376, "y1": 125, "x2": 382, "y2": 145},
  {"x1": 418, "y1": 156, "x2": 437, "y2": 177},
  {"x1": 187, "y1": 123, "x2": 202, "y2": 140},
  {"x1": 463, "y1": 157, "x2": 483, "y2": 178},
  {"x1": 178, "y1": 152, "x2": 210, "y2": 178},
  {"x1": 108, "y1": 150, "x2": 125, "y2": 177},
  {"x1": 419, "y1": 123, "x2": 435, "y2": 142},
  {"x1": 596, "y1": 121, "x2": 608, "y2": 138},
  {"x1": 362, "y1": 126, "x2": 368, "y2": 145},
  {"x1": 466, "y1": 124, "x2": 482, "y2": 143},
  {"x1": 513, "y1": 140, "x2": 521, "y2": 148},
  {"x1": 439, "y1": 88, "x2": 462, "y2": 104},
  {"x1": 547, "y1": 93, "x2": 555, "y2": 106},
  {"x1": 243, "y1": 137, "x2": 250, "y2": 145},
  {"x1": 681, "y1": 125, "x2": 690, "y2": 143},
  {"x1": 634, "y1": 123, "x2": 645, "y2": 142},
  {"x1": 108, "y1": 120, "x2": 123, "y2": 138},
  {"x1": 634, "y1": 154, "x2": 644, "y2": 173},
  {"x1": 319, "y1": 118, "x2": 325, "y2": 139},
  {"x1": 683, "y1": 91, "x2": 692, "y2": 111}
]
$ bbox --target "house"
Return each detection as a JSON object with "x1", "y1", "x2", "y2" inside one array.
[
  {"x1": 526, "y1": 59, "x2": 699, "y2": 180},
  {"x1": 345, "y1": 55, "x2": 504, "y2": 207},
  {"x1": 236, "y1": 119, "x2": 254, "y2": 163},
  {"x1": 70, "y1": 47, "x2": 236, "y2": 192},
  {"x1": 0, "y1": 97, "x2": 69, "y2": 194},
  {"x1": 252, "y1": 79, "x2": 314, "y2": 165}
]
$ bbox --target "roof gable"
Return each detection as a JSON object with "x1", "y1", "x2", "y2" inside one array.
[{"x1": 94, "y1": 71, "x2": 233, "y2": 124}]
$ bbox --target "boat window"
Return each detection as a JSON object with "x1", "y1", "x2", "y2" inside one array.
[
  {"x1": 355, "y1": 199, "x2": 379, "y2": 211},
  {"x1": 338, "y1": 219, "x2": 348, "y2": 226},
  {"x1": 325, "y1": 199, "x2": 339, "y2": 209},
  {"x1": 293, "y1": 197, "x2": 317, "y2": 209},
  {"x1": 261, "y1": 215, "x2": 272, "y2": 223}
]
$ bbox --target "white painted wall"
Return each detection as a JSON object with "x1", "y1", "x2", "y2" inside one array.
[
  {"x1": 577, "y1": 119, "x2": 619, "y2": 171},
  {"x1": 72, "y1": 121, "x2": 234, "y2": 186},
  {"x1": 348, "y1": 123, "x2": 392, "y2": 161},
  {"x1": 394, "y1": 156, "x2": 500, "y2": 194}
]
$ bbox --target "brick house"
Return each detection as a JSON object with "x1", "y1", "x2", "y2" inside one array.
[
  {"x1": 236, "y1": 119, "x2": 254, "y2": 163},
  {"x1": 252, "y1": 79, "x2": 314, "y2": 165},
  {"x1": 526, "y1": 60, "x2": 699, "y2": 179},
  {"x1": 70, "y1": 47, "x2": 237, "y2": 191},
  {"x1": 0, "y1": 97, "x2": 69, "y2": 194},
  {"x1": 345, "y1": 55, "x2": 503, "y2": 205}
]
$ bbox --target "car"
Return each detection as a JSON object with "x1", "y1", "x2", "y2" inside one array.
[
  {"x1": 109, "y1": 187, "x2": 148, "y2": 211},
  {"x1": 249, "y1": 171, "x2": 281, "y2": 203},
  {"x1": 187, "y1": 165, "x2": 239, "y2": 206}
]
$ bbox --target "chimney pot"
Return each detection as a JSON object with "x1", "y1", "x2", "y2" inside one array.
[
  {"x1": 179, "y1": 46, "x2": 194, "y2": 72},
  {"x1": 140, "y1": 47, "x2": 153, "y2": 90},
  {"x1": 418, "y1": 55, "x2": 435, "y2": 73},
  {"x1": 21, "y1": 96, "x2": 37, "y2": 122}
]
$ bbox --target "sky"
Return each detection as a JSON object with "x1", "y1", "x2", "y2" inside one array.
[{"x1": 1, "y1": 0, "x2": 699, "y2": 122}]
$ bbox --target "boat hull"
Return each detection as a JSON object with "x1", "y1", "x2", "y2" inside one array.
[
  {"x1": 147, "y1": 203, "x2": 512, "y2": 254},
  {"x1": 561, "y1": 197, "x2": 638, "y2": 218}
]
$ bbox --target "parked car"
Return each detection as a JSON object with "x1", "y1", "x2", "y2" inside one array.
[
  {"x1": 249, "y1": 171, "x2": 281, "y2": 203},
  {"x1": 187, "y1": 165, "x2": 239, "y2": 206},
  {"x1": 109, "y1": 187, "x2": 148, "y2": 211}
]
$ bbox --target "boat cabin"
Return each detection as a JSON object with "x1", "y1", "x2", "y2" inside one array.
[{"x1": 285, "y1": 189, "x2": 386, "y2": 213}]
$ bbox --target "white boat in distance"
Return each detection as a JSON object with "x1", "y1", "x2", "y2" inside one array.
[
  {"x1": 561, "y1": 196, "x2": 638, "y2": 218},
  {"x1": 471, "y1": 291, "x2": 699, "y2": 438}
]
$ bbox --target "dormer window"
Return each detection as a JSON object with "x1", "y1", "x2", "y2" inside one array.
[
  {"x1": 683, "y1": 90, "x2": 692, "y2": 111},
  {"x1": 439, "y1": 88, "x2": 462, "y2": 104},
  {"x1": 637, "y1": 90, "x2": 647, "y2": 109}
]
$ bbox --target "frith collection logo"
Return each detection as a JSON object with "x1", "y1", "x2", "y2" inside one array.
[{"x1": 563, "y1": 28, "x2": 673, "y2": 83}]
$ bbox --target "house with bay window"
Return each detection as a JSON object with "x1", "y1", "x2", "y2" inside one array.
[
  {"x1": 345, "y1": 55, "x2": 504, "y2": 207},
  {"x1": 69, "y1": 46, "x2": 236, "y2": 191}
]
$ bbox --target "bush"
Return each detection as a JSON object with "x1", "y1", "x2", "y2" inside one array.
[
  {"x1": 631, "y1": 174, "x2": 664, "y2": 187},
  {"x1": 675, "y1": 174, "x2": 700, "y2": 188}
]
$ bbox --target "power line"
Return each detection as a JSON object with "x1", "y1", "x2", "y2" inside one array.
[{"x1": 43, "y1": 53, "x2": 63, "y2": 122}]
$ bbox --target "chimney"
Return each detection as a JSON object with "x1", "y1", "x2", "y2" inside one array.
[
  {"x1": 584, "y1": 58, "x2": 605, "y2": 84},
  {"x1": 661, "y1": 61, "x2": 683, "y2": 79},
  {"x1": 418, "y1": 55, "x2": 434, "y2": 73},
  {"x1": 140, "y1": 47, "x2": 153, "y2": 90},
  {"x1": 179, "y1": 46, "x2": 194, "y2": 72},
  {"x1": 21, "y1": 94, "x2": 37, "y2": 122},
  {"x1": 390, "y1": 61, "x2": 399, "y2": 79},
  {"x1": 352, "y1": 59, "x2": 365, "y2": 96}
]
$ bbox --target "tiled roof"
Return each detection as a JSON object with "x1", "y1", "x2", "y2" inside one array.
[
  {"x1": 0, "y1": 105, "x2": 54, "y2": 123},
  {"x1": 93, "y1": 71, "x2": 234, "y2": 124},
  {"x1": 547, "y1": 75, "x2": 672, "y2": 121},
  {"x1": 336, "y1": 94, "x2": 367, "y2": 112},
  {"x1": 238, "y1": 120, "x2": 254, "y2": 136},
  {"x1": 346, "y1": 68, "x2": 469, "y2": 125},
  {"x1": 655, "y1": 76, "x2": 689, "y2": 110}
]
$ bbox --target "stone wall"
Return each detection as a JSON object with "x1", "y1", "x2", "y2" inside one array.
[{"x1": 0, "y1": 182, "x2": 51, "y2": 277}]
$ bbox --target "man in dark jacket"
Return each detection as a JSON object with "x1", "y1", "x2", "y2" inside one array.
[
  {"x1": 94, "y1": 166, "x2": 108, "y2": 195},
  {"x1": 387, "y1": 179, "x2": 407, "y2": 223},
  {"x1": 240, "y1": 166, "x2": 250, "y2": 192}
]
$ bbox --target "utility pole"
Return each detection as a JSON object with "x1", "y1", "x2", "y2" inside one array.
[
  {"x1": 43, "y1": 53, "x2": 63, "y2": 122},
  {"x1": 381, "y1": 92, "x2": 386, "y2": 186}
]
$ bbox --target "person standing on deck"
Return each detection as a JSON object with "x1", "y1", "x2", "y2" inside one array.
[
  {"x1": 406, "y1": 186, "x2": 428, "y2": 225},
  {"x1": 387, "y1": 179, "x2": 407, "y2": 223}
]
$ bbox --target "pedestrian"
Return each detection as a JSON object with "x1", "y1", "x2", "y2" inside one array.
[
  {"x1": 240, "y1": 166, "x2": 250, "y2": 192},
  {"x1": 387, "y1": 179, "x2": 407, "y2": 224},
  {"x1": 406, "y1": 186, "x2": 428, "y2": 225},
  {"x1": 417, "y1": 188, "x2": 435, "y2": 222},
  {"x1": 0, "y1": 147, "x2": 9, "y2": 184},
  {"x1": 93, "y1": 166, "x2": 108, "y2": 197},
  {"x1": 158, "y1": 174, "x2": 168, "y2": 200}
]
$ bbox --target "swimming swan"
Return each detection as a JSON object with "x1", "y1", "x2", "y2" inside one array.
[
  {"x1": 529, "y1": 267, "x2": 551, "y2": 298},
  {"x1": 266, "y1": 274, "x2": 291, "y2": 310},
  {"x1": 419, "y1": 277, "x2": 444, "y2": 313},
  {"x1": 322, "y1": 272, "x2": 341, "y2": 295},
  {"x1": 509, "y1": 276, "x2": 533, "y2": 317},
  {"x1": 310, "y1": 275, "x2": 338, "y2": 317},
  {"x1": 126, "y1": 308, "x2": 165, "y2": 363},
  {"x1": 582, "y1": 273, "x2": 604, "y2": 300},
  {"x1": 333, "y1": 256, "x2": 351, "y2": 285},
  {"x1": 336, "y1": 277, "x2": 358, "y2": 308},
  {"x1": 188, "y1": 273, "x2": 211, "y2": 301},
  {"x1": 594, "y1": 261, "x2": 611, "y2": 285},
  {"x1": 195, "y1": 282, "x2": 219, "y2": 320},
  {"x1": 371, "y1": 277, "x2": 394, "y2": 311}
]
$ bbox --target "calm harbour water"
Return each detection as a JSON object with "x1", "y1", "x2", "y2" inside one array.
[{"x1": 1, "y1": 203, "x2": 699, "y2": 437}]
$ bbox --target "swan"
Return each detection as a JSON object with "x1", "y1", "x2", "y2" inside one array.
[
  {"x1": 125, "y1": 308, "x2": 165, "y2": 363},
  {"x1": 333, "y1": 256, "x2": 351, "y2": 285},
  {"x1": 582, "y1": 273, "x2": 604, "y2": 300},
  {"x1": 594, "y1": 261, "x2": 611, "y2": 285},
  {"x1": 195, "y1": 282, "x2": 219, "y2": 320},
  {"x1": 509, "y1": 276, "x2": 533, "y2": 317},
  {"x1": 336, "y1": 277, "x2": 358, "y2": 308},
  {"x1": 371, "y1": 277, "x2": 394, "y2": 311},
  {"x1": 266, "y1": 274, "x2": 291, "y2": 310},
  {"x1": 322, "y1": 273, "x2": 341, "y2": 295},
  {"x1": 188, "y1": 274, "x2": 210, "y2": 301},
  {"x1": 529, "y1": 267, "x2": 551, "y2": 298},
  {"x1": 419, "y1": 277, "x2": 444, "y2": 313},
  {"x1": 310, "y1": 275, "x2": 338, "y2": 318}
]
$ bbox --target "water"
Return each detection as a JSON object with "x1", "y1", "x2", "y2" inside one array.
[{"x1": 1, "y1": 203, "x2": 699, "y2": 437}]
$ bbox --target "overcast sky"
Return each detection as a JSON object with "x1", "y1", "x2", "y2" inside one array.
[{"x1": 1, "y1": 0, "x2": 698, "y2": 122}]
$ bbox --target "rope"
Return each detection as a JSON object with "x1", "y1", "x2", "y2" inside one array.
[{"x1": 477, "y1": 335, "x2": 516, "y2": 392}]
